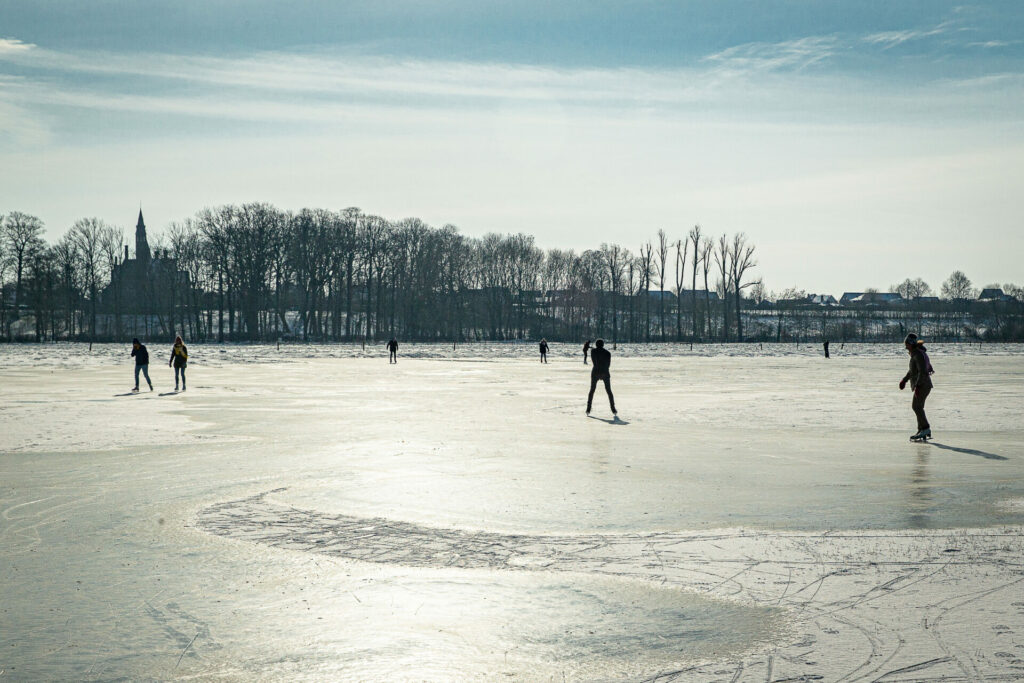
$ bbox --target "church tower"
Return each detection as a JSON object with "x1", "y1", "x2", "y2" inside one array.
[{"x1": 135, "y1": 209, "x2": 151, "y2": 264}]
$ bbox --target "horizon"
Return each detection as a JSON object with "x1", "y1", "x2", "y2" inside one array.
[{"x1": 2, "y1": 1, "x2": 1023, "y2": 294}]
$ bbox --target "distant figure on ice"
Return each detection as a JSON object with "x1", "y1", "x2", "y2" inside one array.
[
  {"x1": 387, "y1": 337, "x2": 399, "y2": 364},
  {"x1": 586, "y1": 339, "x2": 617, "y2": 416},
  {"x1": 823, "y1": 340, "x2": 830, "y2": 359},
  {"x1": 539, "y1": 339, "x2": 549, "y2": 363},
  {"x1": 583, "y1": 339, "x2": 592, "y2": 365},
  {"x1": 899, "y1": 333, "x2": 934, "y2": 441},
  {"x1": 131, "y1": 338, "x2": 153, "y2": 392},
  {"x1": 169, "y1": 336, "x2": 188, "y2": 391}
]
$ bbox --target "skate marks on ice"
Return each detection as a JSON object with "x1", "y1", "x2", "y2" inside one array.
[{"x1": 197, "y1": 490, "x2": 1024, "y2": 681}]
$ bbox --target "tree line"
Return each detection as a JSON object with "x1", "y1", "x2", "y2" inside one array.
[{"x1": 1, "y1": 206, "x2": 1021, "y2": 343}]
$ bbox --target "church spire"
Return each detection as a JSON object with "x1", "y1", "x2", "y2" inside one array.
[{"x1": 135, "y1": 207, "x2": 151, "y2": 263}]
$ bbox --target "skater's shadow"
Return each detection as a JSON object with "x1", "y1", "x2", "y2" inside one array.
[
  {"x1": 928, "y1": 442, "x2": 1007, "y2": 461},
  {"x1": 158, "y1": 391, "x2": 179, "y2": 397},
  {"x1": 113, "y1": 392, "x2": 141, "y2": 397},
  {"x1": 588, "y1": 415, "x2": 630, "y2": 425}
]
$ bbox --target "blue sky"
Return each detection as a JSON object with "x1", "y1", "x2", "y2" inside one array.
[{"x1": 1, "y1": 1, "x2": 1022, "y2": 293}]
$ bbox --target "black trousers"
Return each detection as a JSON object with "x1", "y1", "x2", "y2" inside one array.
[
  {"x1": 912, "y1": 385, "x2": 931, "y2": 431},
  {"x1": 587, "y1": 372, "x2": 616, "y2": 412}
]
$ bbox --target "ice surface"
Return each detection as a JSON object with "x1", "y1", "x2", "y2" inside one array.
[{"x1": 2, "y1": 345, "x2": 1023, "y2": 680}]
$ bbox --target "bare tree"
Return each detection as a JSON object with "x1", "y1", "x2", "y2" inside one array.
[
  {"x1": 700, "y1": 237, "x2": 713, "y2": 338},
  {"x1": 688, "y1": 225, "x2": 702, "y2": 341},
  {"x1": 714, "y1": 234, "x2": 730, "y2": 340},
  {"x1": 639, "y1": 241, "x2": 653, "y2": 341},
  {"x1": 99, "y1": 224, "x2": 126, "y2": 338},
  {"x1": 3, "y1": 211, "x2": 45, "y2": 319},
  {"x1": 656, "y1": 229, "x2": 668, "y2": 340},
  {"x1": 727, "y1": 233, "x2": 758, "y2": 341},
  {"x1": 890, "y1": 277, "x2": 931, "y2": 300},
  {"x1": 940, "y1": 270, "x2": 976, "y2": 301},
  {"x1": 674, "y1": 238, "x2": 688, "y2": 341},
  {"x1": 69, "y1": 218, "x2": 109, "y2": 341}
]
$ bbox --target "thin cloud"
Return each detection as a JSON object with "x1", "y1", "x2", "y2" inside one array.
[
  {"x1": 863, "y1": 21, "x2": 954, "y2": 48},
  {"x1": 702, "y1": 36, "x2": 839, "y2": 74},
  {"x1": 0, "y1": 38, "x2": 36, "y2": 53}
]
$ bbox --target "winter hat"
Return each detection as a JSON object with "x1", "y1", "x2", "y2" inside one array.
[
  {"x1": 132, "y1": 338, "x2": 140, "y2": 345},
  {"x1": 903, "y1": 333, "x2": 918, "y2": 346}
]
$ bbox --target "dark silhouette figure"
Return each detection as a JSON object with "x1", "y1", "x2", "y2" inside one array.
[
  {"x1": 169, "y1": 336, "x2": 188, "y2": 391},
  {"x1": 131, "y1": 338, "x2": 153, "y2": 392},
  {"x1": 899, "y1": 333, "x2": 934, "y2": 440},
  {"x1": 583, "y1": 339, "x2": 592, "y2": 365},
  {"x1": 387, "y1": 337, "x2": 398, "y2": 364},
  {"x1": 823, "y1": 340, "x2": 830, "y2": 358},
  {"x1": 586, "y1": 339, "x2": 616, "y2": 415},
  {"x1": 539, "y1": 339, "x2": 549, "y2": 363}
]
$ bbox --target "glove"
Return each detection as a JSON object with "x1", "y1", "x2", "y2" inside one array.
[{"x1": 899, "y1": 379, "x2": 906, "y2": 390}]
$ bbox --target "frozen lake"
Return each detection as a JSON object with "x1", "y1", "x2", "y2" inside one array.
[{"x1": 2, "y1": 343, "x2": 1023, "y2": 680}]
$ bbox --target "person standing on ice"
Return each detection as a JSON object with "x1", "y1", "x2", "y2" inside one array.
[
  {"x1": 169, "y1": 336, "x2": 188, "y2": 391},
  {"x1": 539, "y1": 338, "x2": 549, "y2": 363},
  {"x1": 130, "y1": 338, "x2": 153, "y2": 392},
  {"x1": 586, "y1": 339, "x2": 617, "y2": 416},
  {"x1": 387, "y1": 337, "x2": 398, "y2": 364},
  {"x1": 582, "y1": 339, "x2": 592, "y2": 365},
  {"x1": 899, "y1": 333, "x2": 933, "y2": 441},
  {"x1": 823, "y1": 340, "x2": 830, "y2": 359}
]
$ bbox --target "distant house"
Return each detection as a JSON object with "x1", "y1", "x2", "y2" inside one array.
[
  {"x1": 843, "y1": 292, "x2": 904, "y2": 306},
  {"x1": 917, "y1": 296, "x2": 940, "y2": 304},
  {"x1": 777, "y1": 293, "x2": 836, "y2": 308},
  {"x1": 978, "y1": 288, "x2": 1015, "y2": 302},
  {"x1": 806, "y1": 293, "x2": 838, "y2": 306},
  {"x1": 840, "y1": 292, "x2": 862, "y2": 305}
]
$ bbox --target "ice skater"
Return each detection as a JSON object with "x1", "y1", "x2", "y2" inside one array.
[
  {"x1": 169, "y1": 336, "x2": 188, "y2": 391},
  {"x1": 387, "y1": 337, "x2": 398, "y2": 364},
  {"x1": 539, "y1": 338, "x2": 549, "y2": 363},
  {"x1": 899, "y1": 333, "x2": 934, "y2": 441},
  {"x1": 130, "y1": 338, "x2": 153, "y2": 392},
  {"x1": 583, "y1": 339, "x2": 592, "y2": 365},
  {"x1": 586, "y1": 339, "x2": 617, "y2": 416},
  {"x1": 823, "y1": 340, "x2": 830, "y2": 359}
]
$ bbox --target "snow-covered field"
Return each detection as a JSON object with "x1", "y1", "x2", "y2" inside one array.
[{"x1": 2, "y1": 344, "x2": 1023, "y2": 681}]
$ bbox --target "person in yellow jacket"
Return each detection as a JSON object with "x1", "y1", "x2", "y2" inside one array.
[{"x1": 169, "y1": 336, "x2": 189, "y2": 391}]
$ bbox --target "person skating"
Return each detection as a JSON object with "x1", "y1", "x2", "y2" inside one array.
[
  {"x1": 539, "y1": 339, "x2": 549, "y2": 363},
  {"x1": 823, "y1": 340, "x2": 830, "y2": 359},
  {"x1": 169, "y1": 336, "x2": 188, "y2": 391},
  {"x1": 586, "y1": 338, "x2": 617, "y2": 416},
  {"x1": 899, "y1": 333, "x2": 934, "y2": 441},
  {"x1": 387, "y1": 337, "x2": 398, "y2": 364},
  {"x1": 583, "y1": 339, "x2": 592, "y2": 365},
  {"x1": 131, "y1": 338, "x2": 153, "y2": 392}
]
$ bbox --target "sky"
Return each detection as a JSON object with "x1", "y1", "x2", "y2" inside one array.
[{"x1": 1, "y1": 0, "x2": 1022, "y2": 295}]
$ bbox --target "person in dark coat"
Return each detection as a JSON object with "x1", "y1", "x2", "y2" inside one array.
[
  {"x1": 586, "y1": 339, "x2": 617, "y2": 415},
  {"x1": 539, "y1": 339, "x2": 549, "y2": 363},
  {"x1": 583, "y1": 339, "x2": 592, "y2": 365},
  {"x1": 131, "y1": 338, "x2": 153, "y2": 392},
  {"x1": 823, "y1": 340, "x2": 830, "y2": 359},
  {"x1": 169, "y1": 336, "x2": 188, "y2": 391},
  {"x1": 899, "y1": 333, "x2": 934, "y2": 440},
  {"x1": 387, "y1": 337, "x2": 398, "y2": 364}
]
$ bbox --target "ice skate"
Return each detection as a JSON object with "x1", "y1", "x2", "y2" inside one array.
[
  {"x1": 910, "y1": 428, "x2": 931, "y2": 442},
  {"x1": 132, "y1": 386, "x2": 139, "y2": 393}
]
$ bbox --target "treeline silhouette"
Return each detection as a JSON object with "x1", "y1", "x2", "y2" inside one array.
[{"x1": 1, "y1": 204, "x2": 1022, "y2": 343}]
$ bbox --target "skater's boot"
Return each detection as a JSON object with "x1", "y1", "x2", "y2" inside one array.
[
  {"x1": 175, "y1": 384, "x2": 179, "y2": 391},
  {"x1": 148, "y1": 383, "x2": 154, "y2": 391},
  {"x1": 910, "y1": 428, "x2": 931, "y2": 441},
  {"x1": 132, "y1": 386, "x2": 139, "y2": 393}
]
